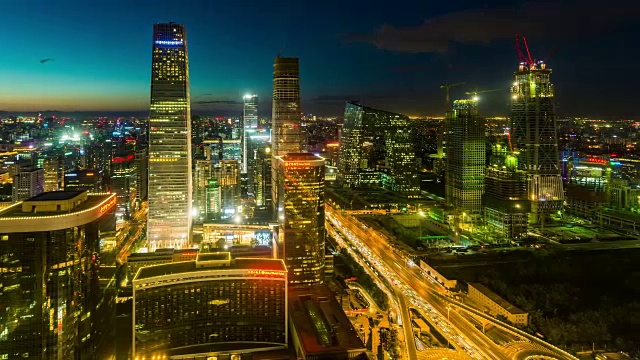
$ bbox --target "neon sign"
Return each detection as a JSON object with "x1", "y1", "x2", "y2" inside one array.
[
  {"x1": 285, "y1": 162, "x2": 312, "y2": 167},
  {"x1": 155, "y1": 40, "x2": 183, "y2": 46},
  {"x1": 247, "y1": 270, "x2": 284, "y2": 278},
  {"x1": 587, "y1": 157, "x2": 607, "y2": 164},
  {"x1": 112, "y1": 154, "x2": 135, "y2": 163},
  {"x1": 99, "y1": 197, "x2": 117, "y2": 215}
]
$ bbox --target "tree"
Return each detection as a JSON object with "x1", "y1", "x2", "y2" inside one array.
[{"x1": 215, "y1": 238, "x2": 226, "y2": 249}]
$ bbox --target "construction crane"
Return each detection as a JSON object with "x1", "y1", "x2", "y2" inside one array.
[
  {"x1": 465, "y1": 88, "x2": 502, "y2": 97},
  {"x1": 440, "y1": 82, "x2": 465, "y2": 105}
]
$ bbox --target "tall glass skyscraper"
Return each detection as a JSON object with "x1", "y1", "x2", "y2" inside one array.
[
  {"x1": 243, "y1": 94, "x2": 258, "y2": 172},
  {"x1": 276, "y1": 153, "x2": 325, "y2": 285},
  {"x1": 510, "y1": 61, "x2": 563, "y2": 224},
  {"x1": 147, "y1": 23, "x2": 192, "y2": 249},
  {"x1": 445, "y1": 99, "x2": 486, "y2": 222},
  {"x1": 337, "y1": 102, "x2": 419, "y2": 197},
  {"x1": 271, "y1": 57, "x2": 302, "y2": 214}
]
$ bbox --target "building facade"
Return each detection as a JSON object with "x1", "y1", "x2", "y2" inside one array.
[
  {"x1": 337, "y1": 102, "x2": 419, "y2": 197},
  {"x1": 271, "y1": 57, "x2": 302, "y2": 215},
  {"x1": 510, "y1": 61, "x2": 564, "y2": 224},
  {"x1": 12, "y1": 166, "x2": 44, "y2": 202},
  {"x1": 445, "y1": 99, "x2": 486, "y2": 222},
  {"x1": 147, "y1": 23, "x2": 193, "y2": 249},
  {"x1": 277, "y1": 153, "x2": 325, "y2": 285},
  {"x1": 132, "y1": 253, "x2": 287, "y2": 359},
  {"x1": 0, "y1": 191, "x2": 117, "y2": 360},
  {"x1": 243, "y1": 94, "x2": 258, "y2": 172}
]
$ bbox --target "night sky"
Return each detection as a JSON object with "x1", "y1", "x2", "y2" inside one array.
[{"x1": 1, "y1": 0, "x2": 638, "y2": 118}]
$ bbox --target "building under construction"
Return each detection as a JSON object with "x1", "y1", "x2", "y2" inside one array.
[
  {"x1": 510, "y1": 57, "x2": 564, "y2": 224},
  {"x1": 445, "y1": 99, "x2": 485, "y2": 224}
]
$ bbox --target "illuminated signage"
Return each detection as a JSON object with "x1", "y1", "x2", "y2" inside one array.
[
  {"x1": 285, "y1": 162, "x2": 312, "y2": 167},
  {"x1": 326, "y1": 142, "x2": 340, "y2": 147},
  {"x1": 587, "y1": 157, "x2": 607, "y2": 164},
  {"x1": 247, "y1": 270, "x2": 284, "y2": 278},
  {"x1": 155, "y1": 40, "x2": 183, "y2": 46},
  {"x1": 99, "y1": 197, "x2": 117, "y2": 215},
  {"x1": 112, "y1": 154, "x2": 135, "y2": 163}
]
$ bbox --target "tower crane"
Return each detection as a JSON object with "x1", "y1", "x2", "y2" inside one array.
[
  {"x1": 440, "y1": 82, "x2": 465, "y2": 105},
  {"x1": 464, "y1": 88, "x2": 502, "y2": 98}
]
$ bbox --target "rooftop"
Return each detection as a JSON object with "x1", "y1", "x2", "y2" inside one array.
[
  {"x1": 134, "y1": 257, "x2": 286, "y2": 282},
  {"x1": 289, "y1": 285, "x2": 366, "y2": 357},
  {"x1": 281, "y1": 153, "x2": 323, "y2": 161},
  {"x1": 469, "y1": 283, "x2": 526, "y2": 314},
  {"x1": 0, "y1": 193, "x2": 111, "y2": 219},
  {"x1": 27, "y1": 190, "x2": 86, "y2": 201}
]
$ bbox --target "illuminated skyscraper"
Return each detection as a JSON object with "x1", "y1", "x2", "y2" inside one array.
[
  {"x1": 510, "y1": 61, "x2": 564, "y2": 223},
  {"x1": 337, "y1": 103, "x2": 419, "y2": 197},
  {"x1": 445, "y1": 99, "x2": 485, "y2": 222},
  {"x1": 271, "y1": 58, "x2": 301, "y2": 214},
  {"x1": 147, "y1": 23, "x2": 192, "y2": 249},
  {"x1": 276, "y1": 153, "x2": 325, "y2": 285},
  {"x1": 271, "y1": 57, "x2": 301, "y2": 156},
  {"x1": 243, "y1": 94, "x2": 258, "y2": 172}
]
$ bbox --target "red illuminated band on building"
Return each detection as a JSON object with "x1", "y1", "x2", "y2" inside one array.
[
  {"x1": 586, "y1": 157, "x2": 607, "y2": 164},
  {"x1": 112, "y1": 154, "x2": 135, "y2": 163},
  {"x1": 99, "y1": 196, "x2": 117, "y2": 215}
]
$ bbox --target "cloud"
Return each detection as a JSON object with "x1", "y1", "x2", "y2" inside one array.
[
  {"x1": 346, "y1": 0, "x2": 638, "y2": 53},
  {"x1": 39, "y1": 58, "x2": 55, "y2": 64},
  {"x1": 194, "y1": 100, "x2": 242, "y2": 105}
]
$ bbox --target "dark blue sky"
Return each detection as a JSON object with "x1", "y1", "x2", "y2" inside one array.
[{"x1": 1, "y1": 0, "x2": 638, "y2": 118}]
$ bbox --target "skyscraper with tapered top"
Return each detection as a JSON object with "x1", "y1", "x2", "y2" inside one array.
[
  {"x1": 271, "y1": 57, "x2": 301, "y2": 214},
  {"x1": 147, "y1": 23, "x2": 192, "y2": 250},
  {"x1": 510, "y1": 60, "x2": 563, "y2": 224}
]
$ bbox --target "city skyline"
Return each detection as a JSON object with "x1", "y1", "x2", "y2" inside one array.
[{"x1": 1, "y1": 0, "x2": 639, "y2": 118}]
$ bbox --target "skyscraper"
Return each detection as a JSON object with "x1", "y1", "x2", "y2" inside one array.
[
  {"x1": 243, "y1": 94, "x2": 258, "y2": 172},
  {"x1": 510, "y1": 61, "x2": 564, "y2": 223},
  {"x1": 445, "y1": 99, "x2": 485, "y2": 223},
  {"x1": 276, "y1": 153, "x2": 325, "y2": 285},
  {"x1": 12, "y1": 166, "x2": 44, "y2": 202},
  {"x1": 271, "y1": 57, "x2": 302, "y2": 214},
  {"x1": 271, "y1": 58, "x2": 301, "y2": 157},
  {"x1": 337, "y1": 102, "x2": 419, "y2": 197},
  {"x1": 147, "y1": 23, "x2": 192, "y2": 249}
]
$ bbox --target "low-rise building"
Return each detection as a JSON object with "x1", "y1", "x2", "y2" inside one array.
[{"x1": 468, "y1": 283, "x2": 528, "y2": 326}]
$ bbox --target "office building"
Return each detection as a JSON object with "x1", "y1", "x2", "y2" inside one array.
[
  {"x1": 12, "y1": 166, "x2": 44, "y2": 202},
  {"x1": 132, "y1": 253, "x2": 287, "y2": 359},
  {"x1": 0, "y1": 191, "x2": 117, "y2": 359},
  {"x1": 205, "y1": 178, "x2": 222, "y2": 220},
  {"x1": 126, "y1": 248, "x2": 198, "y2": 284},
  {"x1": 135, "y1": 146, "x2": 148, "y2": 201},
  {"x1": 445, "y1": 99, "x2": 485, "y2": 222},
  {"x1": 288, "y1": 285, "x2": 366, "y2": 360},
  {"x1": 243, "y1": 94, "x2": 258, "y2": 172},
  {"x1": 110, "y1": 153, "x2": 137, "y2": 221},
  {"x1": 212, "y1": 160, "x2": 241, "y2": 217},
  {"x1": 468, "y1": 283, "x2": 528, "y2": 326},
  {"x1": 147, "y1": 23, "x2": 192, "y2": 249},
  {"x1": 64, "y1": 169, "x2": 103, "y2": 192},
  {"x1": 206, "y1": 138, "x2": 242, "y2": 165},
  {"x1": 337, "y1": 102, "x2": 419, "y2": 197},
  {"x1": 193, "y1": 159, "x2": 213, "y2": 222},
  {"x1": 272, "y1": 57, "x2": 302, "y2": 214},
  {"x1": 43, "y1": 158, "x2": 63, "y2": 192},
  {"x1": 510, "y1": 61, "x2": 564, "y2": 223},
  {"x1": 277, "y1": 153, "x2": 325, "y2": 285}
]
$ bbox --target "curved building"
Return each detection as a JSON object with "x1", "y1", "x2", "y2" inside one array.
[
  {"x1": 132, "y1": 253, "x2": 287, "y2": 359},
  {"x1": 0, "y1": 191, "x2": 117, "y2": 360}
]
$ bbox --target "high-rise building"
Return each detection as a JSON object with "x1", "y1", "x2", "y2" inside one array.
[
  {"x1": 134, "y1": 146, "x2": 148, "y2": 201},
  {"x1": 0, "y1": 191, "x2": 117, "y2": 359},
  {"x1": 445, "y1": 99, "x2": 485, "y2": 222},
  {"x1": 253, "y1": 146, "x2": 272, "y2": 207},
  {"x1": 205, "y1": 178, "x2": 222, "y2": 220},
  {"x1": 337, "y1": 102, "x2": 419, "y2": 197},
  {"x1": 212, "y1": 160, "x2": 241, "y2": 217},
  {"x1": 132, "y1": 253, "x2": 287, "y2": 359},
  {"x1": 12, "y1": 166, "x2": 44, "y2": 202},
  {"x1": 276, "y1": 153, "x2": 325, "y2": 285},
  {"x1": 243, "y1": 94, "x2": 258, "y2": 172},
  {"x1": 510, "y1": 61, "x2": 564, "y2": 223},
  {"x1": 110, "y1": 153, "x2": 137, "y2": 221},
  {"x1": 43, "y1": 158, "x2": 62, "y2": 192},
  {"x1": 193, "y1": 159, "x2": 213, "y2": 222},
  {"x1": 271, "y1": 57, "x2": 301, "y2": 214},
  {"x1": 64, "y1": 169, "x2": 102, "y2": 192},
  {"x1": 147, "y1": 23, "x2": 192, "y2": 249}
]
